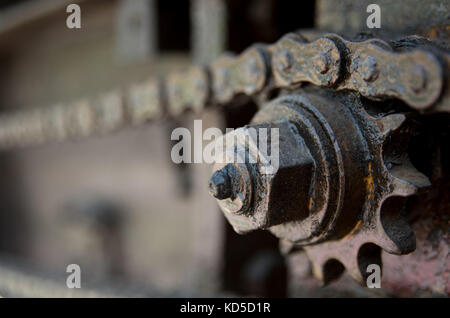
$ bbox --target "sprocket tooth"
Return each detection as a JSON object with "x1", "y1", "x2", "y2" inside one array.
[
  {"x1": 376, "y1": 113, "x2": 407, "y2": 139},
  {"x1": 304, "y1": 247, "x2": 341, "y2": 285},
  {"x1": 341, "y1": 256, "x2": 366, "y2": 285},
  {"x1": 305, "y1": 239, "x2": 365, "y2": 285},
  {"x1": 306, "y1": 254, "x2": 347, "y2": 285},
  {"x1": 390, "y1": 177, "x2": 418, "y2": 196},
  {"x1": 389, "y1": 162, "x2": 430, "y2": 196},
  {"x1": 309, "y1": 257, "x2": 327, "y2": 284},
  {"x1": 372, "y1": 194, "x2": 417, "y2": 255}
]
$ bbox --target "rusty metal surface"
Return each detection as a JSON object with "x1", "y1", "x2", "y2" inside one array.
[
  {"x1": 272, "y1": 34, "x2": 342, "y2": 87},
  {"x1": 208, "y1": 88, "x2": 436, "y2": 286}
]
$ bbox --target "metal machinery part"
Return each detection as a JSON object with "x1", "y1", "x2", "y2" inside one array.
[
  {"x1": 209, "y1": 88, "x2": 431, "y2": 284},
  {"x1": 206, "y1": 33, "x2": 449, "y2": 285},
  {"x1": 0, "y1": 28, "x2": 448, "y2": 286}
]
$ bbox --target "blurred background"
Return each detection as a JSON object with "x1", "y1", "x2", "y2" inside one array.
[{"x1": 0, "y1": 0, "x2": 317, "y2": 297}]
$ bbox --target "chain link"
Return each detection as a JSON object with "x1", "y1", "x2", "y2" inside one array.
[{"x1": 0, "y1": 32, "x2": 448, "y2": 149}]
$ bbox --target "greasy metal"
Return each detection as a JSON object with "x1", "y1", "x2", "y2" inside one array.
[
  {"x1": 273, "y1": 33, "x2": 445, "y2": 109},
  {"x1": 209, "y1": 161, "x2": 253, "y2": 215},
  {"x1": 331, "y1": 35, "x2": 443, "y2": 109},
  {"x1": 210, "y1": 89, "x2": 432, "y2": 284},
  {"x1": 210, "y1": 120, "x2": 315, "y2": 234},
  {"x1": 208, "y1": 166, "x2": 233, "y2": 200},
  {"x1": 0, "y1": 32, "x2": 448, "y2": 149},
  {"x1": 272, "y1": 34, "x2": 342, "y2": 87}
]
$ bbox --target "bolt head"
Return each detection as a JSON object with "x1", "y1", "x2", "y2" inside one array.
[
  {"x1": 210, "y1": 160, "x2": 253, "y2": 216},
  {"x1": 208, "y1": 121, "x2": 314, "y2": 234},
  {"x1": 208, "y1": 168, "x2": 232, "y2": 200}
]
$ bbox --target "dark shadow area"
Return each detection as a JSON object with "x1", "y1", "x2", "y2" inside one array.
[
  {"x1": 157, "y1": 0, "x2": 190, "y2": 52},
  {"x1": 0, "y1": 153, "x2": 30, "y2": 255},
  {"x1": 227, "y1": 0, "x2": 315, "y2": 53}
]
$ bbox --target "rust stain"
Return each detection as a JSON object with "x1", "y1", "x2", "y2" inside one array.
[
  {"x1": 363, "y1": 162, "x2": 374, "y2": 200},
  {"x1": 342, "y1": 220, "x2": 362, "y2": 241},
  {"x1": 424, "y1": 25, "x2": 450, "y2": 40}
]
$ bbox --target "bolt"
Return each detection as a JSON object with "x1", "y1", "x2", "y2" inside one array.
[
  {"x1": 313, "y1": 52, "x2": 330, "y2": 74},
  {"x1": 209, "y1": 120, "x2": 314, "y2": 234},
  {"x1": 360, "y1": 56, "x2": 379, "y2": 82},
  {"x1": 208, "y1": 166, "x2": 233, "y2": 200},
  {"x1": 278, "y1": 49, "x2": 294, "y2": 72}
]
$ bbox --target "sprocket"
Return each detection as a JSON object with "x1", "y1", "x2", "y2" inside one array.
[{"x1": 208, "y1": 88, "x2": 430, "y2": 285}]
